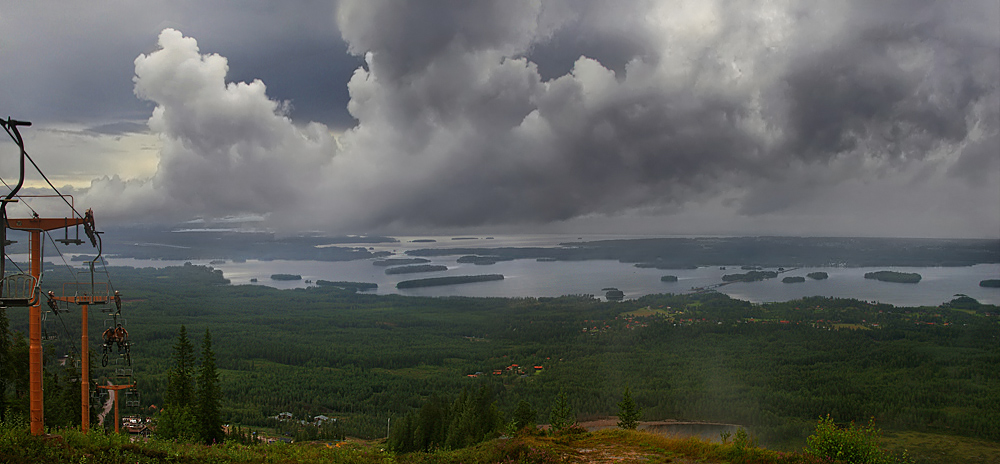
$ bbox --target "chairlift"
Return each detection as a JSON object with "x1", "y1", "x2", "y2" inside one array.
[
  {"x1": 56, "y1": 217, "x2": 85, "y2": 246},
  {"x1": 124, "y1": 389, "x2": 140, "y2": 408},
  {"x1": 115, "y1": 367, "x2": 133, "y2": 378},
  {"x1": 46, "y1": 291, "x2": 65, "y2": 313},
  {"x1": 102, "y1": 325, "x2": 127, "y2": 367},
  {"x1": 0, "y1": 273, "x2": 37, "y2": 307},
  {"x1": 40, "y1": 310, "x2": 57, "y2": 340}
]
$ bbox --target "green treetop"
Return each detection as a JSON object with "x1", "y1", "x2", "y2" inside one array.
[
  {"x1": 617, "y1": 387, "x2": 641, "y2": 430},
  {"x1": 196, "y1": 329, "x2": 223, "y2": 444}
]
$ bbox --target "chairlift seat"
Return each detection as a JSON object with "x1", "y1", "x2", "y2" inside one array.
[{"x1": 0, "y1": 273, "x2": 38, "y2": 307}]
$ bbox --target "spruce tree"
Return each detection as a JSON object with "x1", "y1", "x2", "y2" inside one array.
[
  {"x1": 512, "y1": 400, "x2": 536, "y2": 431},
  {"x1": 196, "y1": 329, "x2": 223, "y2": 444},
  {"x1": 617, "y1": 387, "x2": 641, "y2": 430},
  {"x1": 165, "y1": 325, "x2": 196, "y2": 408},
  {"x1": 0, "y1": 307, "x2": 9, "y2": 422},
  {"x1": 158, "y1": 325, "x2": 198, "y2": 441},
  {"x1": 548, "y1": 389, "x2": 574, "y2": 431}
]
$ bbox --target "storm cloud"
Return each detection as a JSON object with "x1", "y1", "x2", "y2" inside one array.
[{"x1": 72, "y1": 0, "x2": 998, "y2": 236}]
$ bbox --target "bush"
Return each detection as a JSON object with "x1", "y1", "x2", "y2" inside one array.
[{"x1": 806, "y1": 415, "x2": 912, "y2": 464}]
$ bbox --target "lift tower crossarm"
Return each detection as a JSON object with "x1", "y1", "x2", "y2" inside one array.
[{"x1": 6, "y1": 212, "x2": 93, "y2": 233}]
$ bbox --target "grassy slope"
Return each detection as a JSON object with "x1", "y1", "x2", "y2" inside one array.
[
  {"x1": 882, "y1": 431, "x2": 1000, "y2": 464},
  {"x1": 7, "y1": 425, "x2": 995, "y2": 464}
]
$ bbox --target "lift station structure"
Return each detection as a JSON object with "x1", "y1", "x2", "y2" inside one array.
[{"x1": 1, "y1": 117, "x2": 128, "y2": 435}]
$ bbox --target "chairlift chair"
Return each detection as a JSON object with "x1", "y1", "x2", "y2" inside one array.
[
  {"x1": 56, "y1": 218, "x2": 85, "y2": 246},
  {"x1": 124, "y1": 389, "x2": 140, "y2": 408},
  {"x1": 0, "y1": 273, "x2": 37, "y2": 307},
  {"x1": 40, "y1": 310, "x2": 58, "y2": 340}
]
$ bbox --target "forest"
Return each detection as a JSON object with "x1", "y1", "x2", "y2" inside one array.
[
  {"x1": 405, "y1": 236, "x2": 1000, "y2": 267},
  {"x1": 1, "y1": 263, "x2": 998, "y2": 449},
  {"x1": 12, "y1": 228, "x2": 992, "y2": 268}
]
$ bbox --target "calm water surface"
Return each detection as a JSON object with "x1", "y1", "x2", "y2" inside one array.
[{"x1": 91, "y1": 233, "x2": 999, "y2": 307}]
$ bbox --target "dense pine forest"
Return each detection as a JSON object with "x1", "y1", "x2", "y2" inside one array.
[{"x1": 2, "y1": 263, "x2": 998, "y2": 454}]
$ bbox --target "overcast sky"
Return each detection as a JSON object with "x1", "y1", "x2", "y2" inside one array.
[{"x1": 0, "y1": 0, "x2": 997, "y2": 238}]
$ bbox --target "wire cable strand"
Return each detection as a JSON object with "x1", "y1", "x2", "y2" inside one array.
[
  {"x1": 22, "y1": 149, "x2": 83, "y2": 220},
  {"x1": 0, "y1": 175, "x2": 38, "y2": 217}
]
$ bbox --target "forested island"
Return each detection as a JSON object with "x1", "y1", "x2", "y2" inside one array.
[
  {"x1": 980, "y1": 279, "x2": 1000, "y2": 288},
  {"x1": 396, "y1": 274, "x2": 504, "y2": 288},
  {"x1": 635, "y1": 262, "x2": 698, "y2": 270},
  {"x1": 660, "y1": 275, "x2": 678, "y2": 282},
  {"x1": 604, "y1": 288, "x2": 625, "y2": 301},
  {"x1": 84, "y1": 229, "x2": 1000, "y2": 267},
  {"x1": 864, "y1": 271, "x2": 922, "y2": 283},
  {"x1": 384, "y1": 264, "x2": 449, "y2": 275},
  {"x1": 403, "y1": 236, "x2": 1000, "y2": 268},
  {"x1": 315, "y1": 280, "x2": 378, "y2": 292},
  {"x1": 782, "y1": 276, "x2": 806, "y2": 283},
  {"x1": 806, "y1": 272, "x2": 828, "y2": 280},
  {"x1": 722, "y1": 270, "x2": 779, "y2": 282},
  {"x1": 270, "y1": 273, "x2": 302, "y2": 281},
  {"x1": 457, "y1": 255, "x2": 502, "y2": 265},
  {"x1": 372, "y1": 258, "x2": 431, "y2": 266}
]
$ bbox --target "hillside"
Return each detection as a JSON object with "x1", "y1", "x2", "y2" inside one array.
[
  {"x1": 2, "y1": 263, "x2": 997, "y2": 462},
  {"x1": 3, "y1": 425, "x2": 997, "y2": 464}
]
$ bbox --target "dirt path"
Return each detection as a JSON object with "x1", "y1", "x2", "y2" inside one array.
[
  {"x1": 96, "y1": 381, "x2": 114, "y2": 425},
  {"x1": 571, "y1": 444, "x2": 702, "y2": 463}
]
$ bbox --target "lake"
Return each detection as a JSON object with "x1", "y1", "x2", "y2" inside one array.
[{"x1": 97, "y1": 255, "x2": 1000, "y2": 307}]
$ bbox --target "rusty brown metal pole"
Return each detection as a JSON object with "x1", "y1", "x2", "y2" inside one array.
[
  {"x1": 81, "y1": 303, "x2": 89, "y2": 433},
  {"x1": 8, "y1": 216, "x2": 90, "y2": 435},
  {"x1": 28, "y1": 229, "x2": 42, "y2": 435}
]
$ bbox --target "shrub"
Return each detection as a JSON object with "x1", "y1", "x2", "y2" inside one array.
[{"x1": 806, "y1": 415, "x2": 913, "y2": 464}]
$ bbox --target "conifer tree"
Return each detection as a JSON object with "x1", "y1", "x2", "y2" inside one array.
[
  {"x1": 548, "y1": 389, "x2": 574, "y2": 431},
  {"x1": 0, "y1": 307, "x2": 9, "y2": 422},
  {"x1": 617, "y1": 387, "x2": 641, "y2": 430},
  {"x1": 0, "y1": 307, "x2": 10, "y2": 422},
  {"x1": 158, "y1": 325, "x2": 198, "y2": 441},
  {"x1": 166, "y1": 325, "x2": 196, "y2": 408},
  {"x1": 512, "y1": 400, "x2": 536, "y2": 431},
  {"x1": 196, "y1": 329, "x2": 223, "y2": 444}
]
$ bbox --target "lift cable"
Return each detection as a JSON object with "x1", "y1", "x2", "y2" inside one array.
[
  {"x1": 45, "y1": 230, "x2": 84, "y2": 285},
  {"x1": 2, "y1": 254, "x2": 27, "y2": 275},
  {"x1": 4, "y1": 144, "x2": 119, "y2": 293},
  {"x1": 0, "y1": 175, "x2": 38, "y2": 217},
  {"x1": 22, "y1": 149, "x2": 84, "y2": 221}
]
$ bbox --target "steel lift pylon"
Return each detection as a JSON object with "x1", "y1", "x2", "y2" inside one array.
[{"x1": 1, "y1": 117, "x2": 102, "y2": 435}]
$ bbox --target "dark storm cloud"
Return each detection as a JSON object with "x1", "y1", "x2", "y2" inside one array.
[
  {"x1": 320, "y1": 0, "x2": 998, "y2": 231},
  {"x1": 782, "y1": 14, "x2": 992, "y2": 164},
  {"x1": 62, "y1": 0, "x2": 997, "y2": 237}
]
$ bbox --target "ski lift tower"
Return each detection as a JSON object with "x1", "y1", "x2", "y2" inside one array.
[{"x1": 0, "y1": 117, "x2": 100, "y2": 436}]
